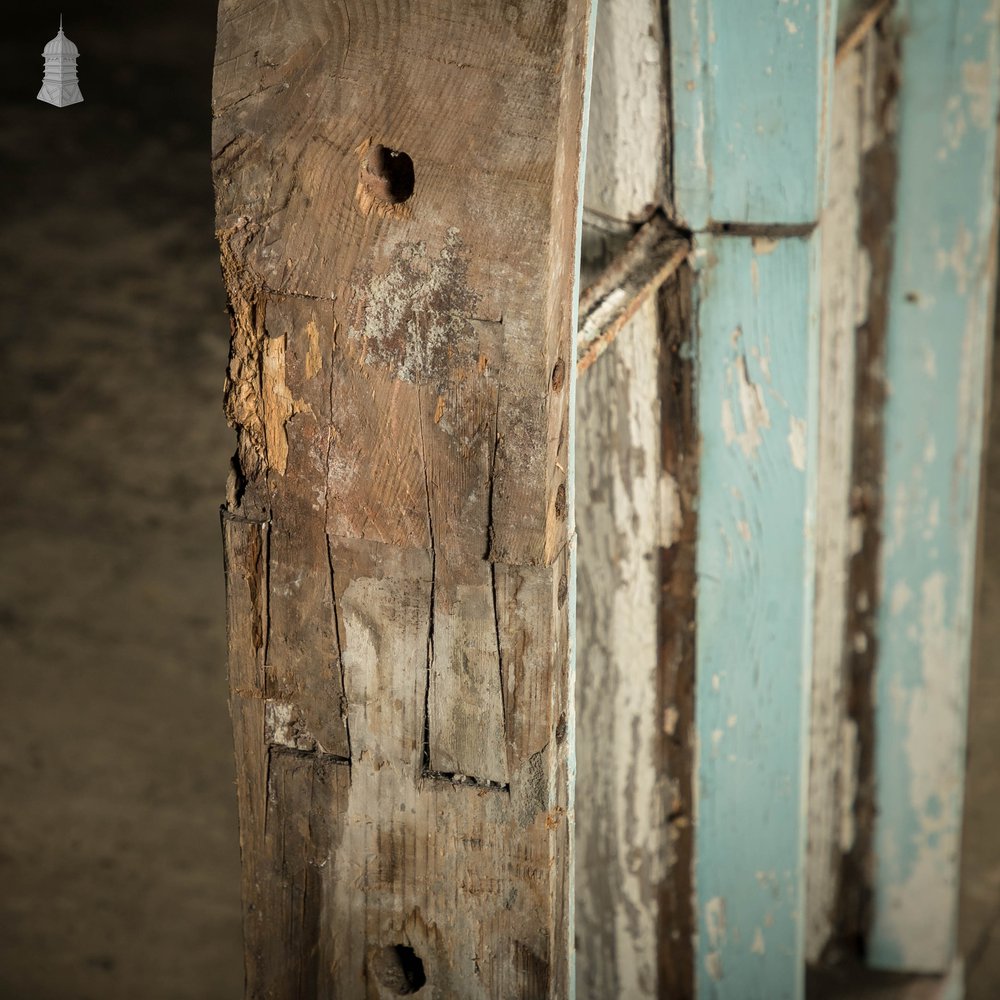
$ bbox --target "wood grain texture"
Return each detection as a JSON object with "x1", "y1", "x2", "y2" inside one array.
[
  {"x1": 668, "y1": 0, "x2": 837, "y2": 229},
  {"x1": 213, "y1": 2, "x2": 593, "y2": 995},
  {"x1": 870, "y1": 0, "x2": 1000, "y2": 972},
  {"x1": 694, "y1": 233, "x2": 820, "y2": 1000}
]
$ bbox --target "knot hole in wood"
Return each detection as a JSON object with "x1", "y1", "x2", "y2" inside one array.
[
  {"x1": 363, "y1": 144, "x2": 415, "y2": 205},
  {"x1": 370, "y1": 944, "x2": 427, "y2": 994}
]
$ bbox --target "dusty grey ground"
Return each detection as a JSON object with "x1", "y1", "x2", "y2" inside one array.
[
  {"x1": 0, "y1": 6, "x2": 243, "y2": 999},
  {"x1": 0, "y1": 6, "x2": 998, "y2": 1000}
]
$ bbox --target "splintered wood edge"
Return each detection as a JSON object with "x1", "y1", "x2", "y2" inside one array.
[
  {"x1": 835, "y1": 0, "x2": 890, "y2": 68},
  {"x1": 577, "y1": 213, "x2": 691, "y2": 374}
]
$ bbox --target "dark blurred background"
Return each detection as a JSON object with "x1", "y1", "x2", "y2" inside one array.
[
  {"x1": 0, "y1": 4, "x2": 999, "y2": 1000},
  {"x1": 0, "y1": 4, "x2": 243, "y2": 998}
]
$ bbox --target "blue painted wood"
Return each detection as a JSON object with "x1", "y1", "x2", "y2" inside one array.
[
  {"x1": 694, "y1": 232, "x2": 820, "y2": 1000},
  {"x1": 870, "y1": 0, "x2": 1000, "y2": 973},
  {"x1": 669, "y1": 0, "x2": 836, "y2": 229}
]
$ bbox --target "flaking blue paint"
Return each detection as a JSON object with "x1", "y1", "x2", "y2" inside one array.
[
  {"x1": 694, "y1": 233, "x2": 821, "y2": 1000},
  {"x1": 669, "y1": 0, "x2": 836, "y2": 228},
  {"x1": 870, "y1": 0, "x2": 1000, "y2": 973}
]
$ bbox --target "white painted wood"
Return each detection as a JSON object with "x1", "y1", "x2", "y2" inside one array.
[
  {"x1": 575, "y1": 3, "x2": 671, "y2": 995},
  {"x1": 807, "y1": 42, "x2": 869, "y2": 964},
  {"x1": 583, "y1": 0, "x2": 666, "y2": 224},
  {"x1": 576, "y1": 297, "x2": 664, "y2": 1000}
]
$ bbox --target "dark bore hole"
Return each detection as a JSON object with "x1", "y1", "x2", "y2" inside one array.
[
  {"x1": 365, "y1": 144, "x2": 415, "y2": 205},
  {"x1": 557, "y1": 572, "x2": 568, "y2": 609},
  {"x1": 554, "y1": 483, "x2": 567, "y2": 519},
  {"x1": 371, "y1": 944, "x2": 426, "y2": 995},
  {"x1": 551, "y1": 358, "x2": 565, "y2": 392}
]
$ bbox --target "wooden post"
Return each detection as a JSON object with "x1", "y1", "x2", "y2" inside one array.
[
  {"x1": 807, "y1": 8, "x2": 896, "y2": 962},
  {"x1": 869, "y1": 0, "x2": 1000, "y2": 974},
  {"x1": 212, "y1": 2, "x2": 593, "y2": 995},
  {"x1": 574, "y1": 3, "x2": 676, "y2": 999},
  {"x1": 668, "y1": 3, "x2": 837, "y2": 997}
]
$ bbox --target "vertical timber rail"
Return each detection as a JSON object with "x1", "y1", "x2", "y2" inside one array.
[
  {"x1": 574, "y1": 2, "x2": 674, "y2": 998},
  {"x1": 212, "y1": 3, "x2": 593, "y2": 997},
  {"x1": 669, "y1": 3, "x2": 837, "y2": 998},
  {"x1": 869, "y1": 0, "x2": 1000, "y2": 974},
  {"x1": 808, "y1": 7, "x2": 898, "y2": 964}
]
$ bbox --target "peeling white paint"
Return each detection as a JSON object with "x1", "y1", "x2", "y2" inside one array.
[
  {"x1": 659, "y1": 473, "x2": 682, "y2": 548},
  {"x1": 962, "y1": 59, "x2": 993, "y2": 129},
  {"x1": 935, "y1": 222, "x2": 973, "y2": 294},
  {"x1": 891, "y1": 581, "x2": 913, "y2": 616},
  {"x1": 787, "y1": 416, "x2": 807, "y2": 471},
  {"x1": 838, "y1": 718, "x2": 858, "y2": 852},
  {"x1": 722, "y1": 357, "x2": 772, "y2": 458}
]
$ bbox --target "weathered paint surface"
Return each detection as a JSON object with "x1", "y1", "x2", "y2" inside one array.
[
  {"x1": 694, "y1": 233, "x2": 820, "y2": 1000},
  {"x1": 807, "y1": 39, "x2": 871, "y2": 963},
  {"x1": 583, "y1": 0, "x2": 666, "y2": 223},
  {"x1": 577, "y1": 298, "x2": 664, "y2": 1000},
  {"x1": 870, "y1": 0, "x2": 1000, "y2": 972},
  {"x1": 668, "y1": 0, "x2": 836, "y2": 228}
]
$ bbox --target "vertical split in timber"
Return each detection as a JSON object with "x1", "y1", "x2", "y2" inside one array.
[
  {"x1": 213, "y1": 3, "x2": 593, "y2": 996},
  {"x1": 869, "y1": 0, "x2": 1000, "y2": 973}
]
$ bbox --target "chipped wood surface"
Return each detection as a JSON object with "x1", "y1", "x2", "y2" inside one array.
[{"x1": 213, "y1": 2, "x2": 592, "y2": 995}]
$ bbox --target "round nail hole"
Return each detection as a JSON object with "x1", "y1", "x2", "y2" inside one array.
[
  {"x1": 364, "y1": 144, "x2": 415, "y2": 205},
  {"x1": 371, "y1": 944, "x2": 426, "y2": 995},
  {"x1": 551, "y1": 358, "x2": 565, "y2": 392}
]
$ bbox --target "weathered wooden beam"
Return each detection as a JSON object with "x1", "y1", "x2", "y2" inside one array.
[
  {"x1": 213, "y1": 2, "x2": 593, "y2": 995},
  {"x1": 869, "y1": 0, "x2": 1000, "y2": 974}
]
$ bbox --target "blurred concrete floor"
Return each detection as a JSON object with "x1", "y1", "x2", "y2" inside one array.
[
  {"x1": 0, "y1": 5, "x2": 998, "y2": 1000},
  {"x1": 0, "y1": 5, "x2": 243, "y2": 999}
]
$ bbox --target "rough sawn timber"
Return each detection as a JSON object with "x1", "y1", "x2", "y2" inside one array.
[{"x1": 213, "y1": 2, "x2": 592, "y2": 996}]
